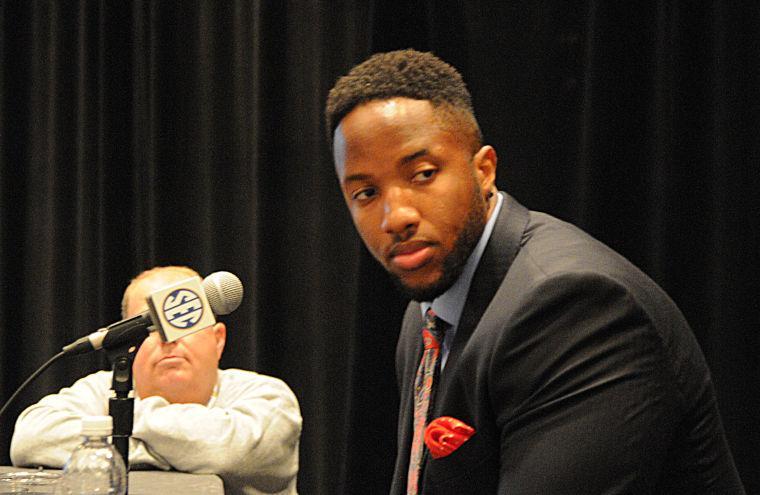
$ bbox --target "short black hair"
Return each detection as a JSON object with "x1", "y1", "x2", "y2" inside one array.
[{"x1": 325, "y1": 49, "x2": 482, "y2": 151}]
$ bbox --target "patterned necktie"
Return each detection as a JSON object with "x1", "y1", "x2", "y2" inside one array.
[{"x1": 407, "y1": 308, "x2": 447, "y2": 495}]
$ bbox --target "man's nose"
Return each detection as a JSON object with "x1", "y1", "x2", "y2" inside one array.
[
  {"x1": 380, "y1": 187, "x2": 420, "y2": 238},
  {"x1": 159, "y1": 338, "x2": 178, "y2": 349}
]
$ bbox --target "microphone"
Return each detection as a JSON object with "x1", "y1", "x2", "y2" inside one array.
[{"x1": 62, "y1": 271, "x2": 243, "y2": 355}]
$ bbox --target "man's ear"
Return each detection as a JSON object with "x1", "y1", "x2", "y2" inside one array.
[
  {"x1": 213, "y1": 322, "x2": 227, "y2": 359},
  {"x1": 472, "y1": 145, "x2": 497, "y2": 198}
]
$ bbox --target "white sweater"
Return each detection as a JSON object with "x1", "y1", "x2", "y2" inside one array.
[{"x1": 11, "y1": 368, "x2": 302, "y2": 495}]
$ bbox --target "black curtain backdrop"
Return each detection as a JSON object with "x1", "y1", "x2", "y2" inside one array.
[{"x1": 1, "y1": 2, "x2": 757, "y2": 494}]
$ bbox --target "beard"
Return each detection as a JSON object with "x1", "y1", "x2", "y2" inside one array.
[{"x1": 392, "y1": 185, "x2": 488, "y2": 302}]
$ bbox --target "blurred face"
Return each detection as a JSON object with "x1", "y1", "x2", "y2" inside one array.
[
  {"x1": 334, "y1": 98, "x2": 497, "y2": 301},
  {"x1": 128, "y1": 272, "x2": 226, "y2": 404}
]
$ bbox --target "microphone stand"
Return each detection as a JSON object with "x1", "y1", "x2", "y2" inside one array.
[
  {"x1": 103, "y1": 320, "x2": 150, "y2": 495},
  {"x1": 105, "y1": 343, "x2": 137, "y2": 471}
]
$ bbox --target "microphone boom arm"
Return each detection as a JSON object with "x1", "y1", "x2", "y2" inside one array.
[{"x1": 62, "y1": 314, "x2": 153, "y2": 355}]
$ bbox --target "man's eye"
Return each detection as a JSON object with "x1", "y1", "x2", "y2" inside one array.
[
  {"x1": 352, "y1": 188, "x2": 377, "y2": 201},
  {"x1": 412, "y1": 168, "x2": 437, "y2": 182}
]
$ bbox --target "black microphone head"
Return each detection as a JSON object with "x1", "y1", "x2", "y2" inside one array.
[{"x1": 202, "y1": 271, "x2": 243, "y2": 315}]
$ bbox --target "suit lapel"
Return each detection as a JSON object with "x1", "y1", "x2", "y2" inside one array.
[{"x1": 435, "y1": 194, "x2": 530, "y2": 405}]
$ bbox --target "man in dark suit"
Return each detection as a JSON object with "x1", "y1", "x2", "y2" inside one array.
[{"x1": 325, "y1": 49, "x2": 744, "y2": 494}]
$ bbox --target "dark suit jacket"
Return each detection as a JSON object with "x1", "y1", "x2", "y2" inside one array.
[{"x1": 391, "y1": 194, "x2": 744, "y2": 494}]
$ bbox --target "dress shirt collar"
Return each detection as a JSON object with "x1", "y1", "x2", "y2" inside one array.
[{"x1": 421, "y1": 191, "x2": 503, "y2": 327}]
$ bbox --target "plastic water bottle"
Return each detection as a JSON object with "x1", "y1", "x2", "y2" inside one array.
[{"x1": 59, "y1": 415, "x2": 127, "y2": 494}]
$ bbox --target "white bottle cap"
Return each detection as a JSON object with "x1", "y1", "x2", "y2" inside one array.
[{"x1": 81, "y1": 415, "x2": 113, "y2": 436}]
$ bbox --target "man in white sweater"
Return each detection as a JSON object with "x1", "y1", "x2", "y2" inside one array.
[{"x1": 11, "y1": 266, "x2": 302, "y2": 495}]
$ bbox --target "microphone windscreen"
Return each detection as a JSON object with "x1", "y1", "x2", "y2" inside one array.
[{"x1": 203, "y1": 271, "x2": 244, "y2": 315}]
